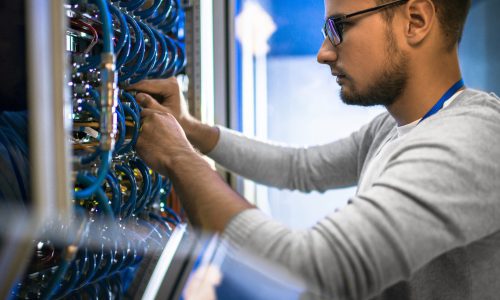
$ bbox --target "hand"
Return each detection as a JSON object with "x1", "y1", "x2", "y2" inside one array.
[
  {"x1": 128, "y1": 77, "x2": 195, "y2": 131},
  {"x1": 130, "y1": 77, "x2": 220, "y2": 154},
  {"x1": 136, "y1": 108, "x2": 196, "y2": 175},
  {"x1": 183, "y1": 265, "x2": 222, "y2": 300}
]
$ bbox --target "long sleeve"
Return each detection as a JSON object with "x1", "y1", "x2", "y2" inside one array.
[
  {"x1": 207, "y1": 113, "x2": 395, "y2": 192},
  {"x1": 222, "y1": 90, "x2": 500, "y2": 299}
]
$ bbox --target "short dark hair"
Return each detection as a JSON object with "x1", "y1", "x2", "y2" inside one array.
[{"x1": 377, "y1": 0, "x2": 472, "y2": 49}]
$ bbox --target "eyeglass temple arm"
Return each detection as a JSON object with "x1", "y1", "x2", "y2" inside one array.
[{"x1": 342, "y1": 0, "x2": 409, "y2": 20}]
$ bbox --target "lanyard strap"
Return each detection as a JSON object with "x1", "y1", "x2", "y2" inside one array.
[{"x1": 418, "y1": 79, "x2": 465, "y2": 124}]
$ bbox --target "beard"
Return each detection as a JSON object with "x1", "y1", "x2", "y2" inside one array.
[{"x1": 340, "y1": 29, "x2": 409, "y2": 107}]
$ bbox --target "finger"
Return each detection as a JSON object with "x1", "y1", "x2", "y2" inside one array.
[
  {"x1": 135, "y1": 93, "x2": 163, "y2": 110},
  {"x1": 140, "y1": 108, "x2": 163, "y2": 118},
  {"x1": 138, "y1": 109, "x2": 158, "y2": 132},
  {"x1": 126, "y1": 77, "x2": 177, "y2": 95},
  {"x1": 126, "y1": 79, "x2": 163, "y2": 94}
]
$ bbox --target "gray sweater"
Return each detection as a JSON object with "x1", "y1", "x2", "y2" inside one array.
[{"x1": 208, "y1": 89, "x2": 500, "y2": 299}]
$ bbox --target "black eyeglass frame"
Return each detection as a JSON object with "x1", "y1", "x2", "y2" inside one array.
[{"x1": 322, "y1": 0, "x2": 409, "y2": 46}]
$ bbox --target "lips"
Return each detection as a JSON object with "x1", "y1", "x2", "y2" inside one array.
[{"x1": 332, "y1": 72, "x2": 347, "y2": 85}]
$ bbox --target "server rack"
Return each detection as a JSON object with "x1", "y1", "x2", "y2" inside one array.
[{"x1": 0, "y1": 0, "x2": 212, "y2": 299}]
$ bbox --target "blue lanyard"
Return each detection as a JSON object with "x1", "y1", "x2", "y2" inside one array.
[{"x1": 418, "y1": 79, "x2": 465, "y2": 124}]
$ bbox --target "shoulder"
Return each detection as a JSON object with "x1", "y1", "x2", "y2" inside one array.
[
  {"x1": 417, "y1": 89, "x2": 500, "y2": 137},
  {"x1": 397, "y1": 89, "x2": 500, "y2": 162},
  {"x1": 446, "y1": 89, "x2": 500, "y2": 117}
]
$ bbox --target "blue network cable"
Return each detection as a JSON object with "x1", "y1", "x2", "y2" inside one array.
[
  {"x1": 178, "y1": 7, "x2": 186, "y2": 41},
  {"x1": 53, "y1": 261, "x2": 80, "y2": 299},
  {"x1": 77, "y1": 101, "x2": 101, "y2": 165},
  {"x1": 106, "y1": 173, "x2": 122, "y2": 216},
  {"x1": 119, "y1": 240, "x2": 137, "y2": 270},
  {"x1": 74, "y1": 152, "x2": 111, "y2": 202},
  {"x1": 74, "y1": 249, "x2": 97, "y2": 290},
  {"x1": 148, "y1": 212, "x2": 172, "y2": 235},
  {"x1": 117, "y1": 104, "x2": 140, "y2": 154},
  {"x1": 87, "y1": 85, "x2": 100, "y2": 108},
  {"x1": 108, "y1": 242, "x2": 127, "y2": 274},
  {"x1": 120, "y1": 0, "x2": 146, "y2": 11},
  {"x1": 162, "y1": 177, "x2": 173, "y2": 198},
  {"x1": 121, "y1": 14, "x2": 145, "y2": 82},
  {"x1": 78, "y1": 250, "x2": 101, "y2": 288},
  {"x1": 78, "y1": 0, "x2": 115, "y2": 72},
  {"x1": 149, "y1": 29, "x2": 169, "y2": 77},
  {"x1": 148, "y1": 172, "x2": 163, "y2": 205},
  {"x1": 76, "y1": 0, "x2": 115, "y2": 199},
  {"x1": 122, "y1": 14, "x2": 143, "y2": 66},
  {"x1": 161, "y1": 35, "x2": 178, "y2": 77},
  {"x1": 163, "y1": 206, "x2": 181, "y2": 225},
  {"x1": 109, "y1": 4, "x2": 128, "y2": 54},
  {"x1": 26, "y1": 1, "x2": 189, "y2": 297},
  {"x1": 91, "y1": 0, "x2": 114, "y2": 54},
  {"x1": 131, "y1": 159, "x2": 152, "y2": 214},
  {"x1": 173, "y1": 40, "x2": 187, "y2": 74},
  {"x1": 40, "y1": 259, "x2": 72, "y2": 300},
  {"x1": 120, "y1": 91, "x2": 141, "y2": 144},
  {"x1": 115, "y1": 164, "x2": 137, "y2": 218},
  {"x1": 130, "y1": 22, "x2": 158, "y2": 84},
  {"x1": 91, "y1": 248, "x2": 115, "y2": 282},
  {"x1": 149, "y1": 0, "x2": 173, "y2": 25},
  {"x1": 114, "y1": 110, "x2": 126, "y2": 154},
  {"x1": 75, "y1": 173, "x2": 115, "y2": 217},
  {"x1": 79, "y1": 101, "x2": 100, "y2": 119},
  {"x1": 41, "y1": 210, "x2": 89, "y2": 300},
  {"x1": 122, "y1": 91, "x2": 142, "y2": 115},
  {"x1": 0, "y1": 112, "x2": 29, "y2": 207},
  {"x1": 109, "y1": 4, "x2": 131, "y2": 70},
  {"x1": 136, "y1": 219, "x2": 164, "y2": 248},
  {"x1": 78, "y1": 55, "x2": 100, "y2": 73},
  {"x1": 159, "y1": 0, "x2": 180, "y2": 32}
]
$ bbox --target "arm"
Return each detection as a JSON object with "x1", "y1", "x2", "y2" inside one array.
[
  {"x1": 208, "y1": 126, "x2": 364, "y2": 192},
  {"x1": 222, "y1": 114, "x2": 500, "y2": 299},
  {"x1": 135, "y1": 109, "x2": 253, "y2": 231},
  {"x1": 207, "y1": 113, "x2": 395, "y2": 192}
]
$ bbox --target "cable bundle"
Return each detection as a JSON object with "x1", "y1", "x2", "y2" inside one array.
[{"x1": 4, "y1": 1, "x2": 187, "y2": 299}]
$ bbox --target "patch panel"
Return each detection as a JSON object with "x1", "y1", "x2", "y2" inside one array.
[{"x1": 0, "y1": 1, "x2": 190, "y2": 299}]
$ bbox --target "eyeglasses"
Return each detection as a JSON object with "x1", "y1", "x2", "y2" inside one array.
[{"x1": 322, "y1": 0, "x2": 409, "y2": 46}]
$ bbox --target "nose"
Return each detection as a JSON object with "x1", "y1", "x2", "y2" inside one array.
[{"x1": 317, "y1": 39, "x2": 338, "y2": 65}]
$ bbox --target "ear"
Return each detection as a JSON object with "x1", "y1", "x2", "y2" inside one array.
[{"x1": 402, "y1": 0, "x2": 436, "y2": 46}]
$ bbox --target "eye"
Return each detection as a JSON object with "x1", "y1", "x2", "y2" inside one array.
[{"x1": 337, "y1": 22, "x2": 350, "y2": 33}]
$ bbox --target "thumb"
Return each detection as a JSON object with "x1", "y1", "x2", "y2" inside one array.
[{"x1": 135, "y1": 93, "x2": 162, "y2": 110}]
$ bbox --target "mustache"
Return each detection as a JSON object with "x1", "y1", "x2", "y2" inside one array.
[{"x1": 330, "y1": 67, "x2": 347, "y2": 77}]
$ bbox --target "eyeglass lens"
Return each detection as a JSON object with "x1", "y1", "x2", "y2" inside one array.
[{"x1": 327, "y1": 19, "x2": 341, "y2": 45}]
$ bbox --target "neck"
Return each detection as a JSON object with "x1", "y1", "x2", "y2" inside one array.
[{"x1": 386, "y1": 50, "x2": 463, "y2": 126}]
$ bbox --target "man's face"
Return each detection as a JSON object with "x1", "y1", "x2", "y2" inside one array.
[{"x1": 318, "y1": 0, "x2": 409, "y2": 107}]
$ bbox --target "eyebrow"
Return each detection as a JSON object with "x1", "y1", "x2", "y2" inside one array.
[{"x1": 326, "y1": 0, "x2": 409, "y2": 21}]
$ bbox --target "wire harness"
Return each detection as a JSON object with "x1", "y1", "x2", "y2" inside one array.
[{"x1": 5, "y1": 1, "x2": 187, "y2": 298}]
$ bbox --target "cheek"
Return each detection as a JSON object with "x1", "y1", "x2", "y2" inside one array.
[
  {"x1": 344, "y1": 48, "x2": 383, "y2": 88},
  {"x1": 341, "y1": 19, "x2": 389, "y2": 85},
  {"x1": 344, "y1": 40, "x2": 388, "y2": 88}
]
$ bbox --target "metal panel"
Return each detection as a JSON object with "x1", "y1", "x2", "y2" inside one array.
[{"x1": 0, "y1": 0, "x2": 71, "y2": 298}]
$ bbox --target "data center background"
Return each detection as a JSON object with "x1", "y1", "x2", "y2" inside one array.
[{"x1": 2, "y1": 0, "x2": 497, "y2": 299}]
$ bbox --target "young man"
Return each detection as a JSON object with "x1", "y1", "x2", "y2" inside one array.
[{"x1": 131, "y1": 0, "x2": 500, "y2": 298}]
